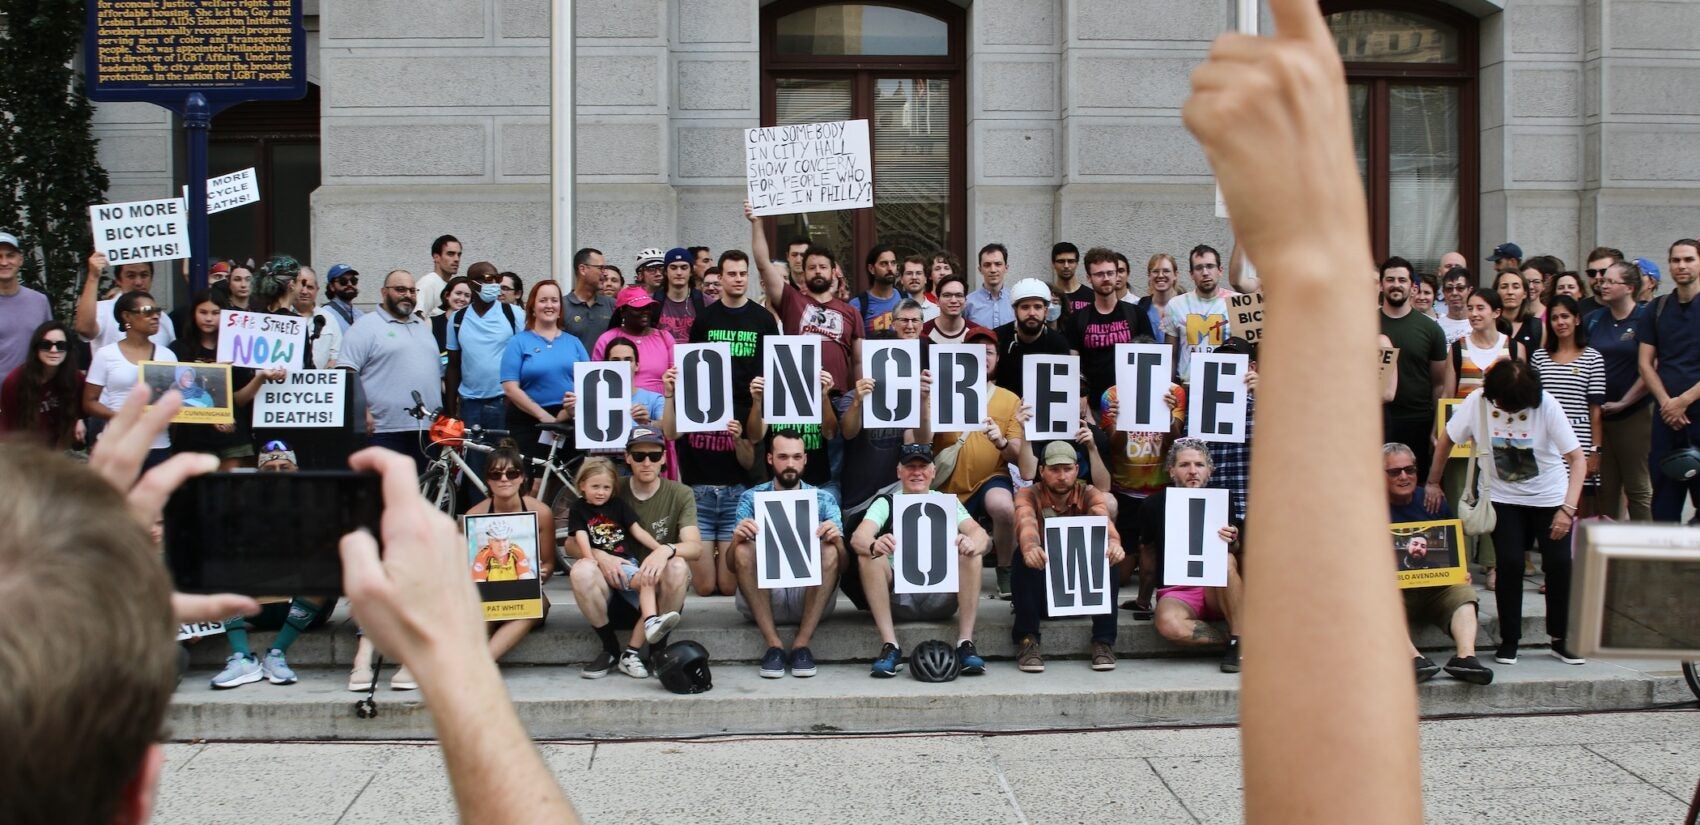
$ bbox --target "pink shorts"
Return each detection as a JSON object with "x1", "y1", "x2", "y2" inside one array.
[{"x1": 1157, "y1": 586, "x2": 1224, "y2": 621}]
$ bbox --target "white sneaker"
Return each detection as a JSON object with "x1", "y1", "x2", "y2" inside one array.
[
  {"x1": 644, "y1": 612, "x2": 681, "y2": 644},
  {"x1": 389, "y1": 665, "x2": 419, "y2": 691},
  {"x1": 210, "y1": 653, "x2": 262, "y2": 690},
  {"x1": 618, "y1": 650, "x2": 649, "y2": 678}
]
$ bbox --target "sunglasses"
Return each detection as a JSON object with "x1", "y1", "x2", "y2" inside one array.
[
  {"x1": 489, "y1": 468, "x2": 525, "y2": 481},
  {"x1": 334, "y1": 276, "x2": 359, "y2": 286},
  {"x1": 126, "y1": 305, "x2": 162, "y2": 316},
  {"x1": 1584, "y1": 268, "x2": 1611, "y2": 278},
  {"x1": 1385, "y1": 466, "x2": 1419, "y2": 477},
  {"x1": 36, "y1": 339, "x2": 69, "y2": 352},
  {"x1": 628, "y1": 451, "x2": 665, "y2": 463},
  {"x1": 261, "y1": 440, "x2": 292, "y2": 453}
]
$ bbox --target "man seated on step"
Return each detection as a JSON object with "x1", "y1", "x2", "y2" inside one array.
[
  {"x1": 849, "y1": 442, "x2": 992, "y2": 677},
  {"x1": 1144, "y1": 439, "x2": 1246, "y2": 673},
  {"x1": 728, "y1": 428, "x2": 846, "y2": 679},
  {"x1": 1384, "y1": 442, "x2": 1494, "y2": 685}
]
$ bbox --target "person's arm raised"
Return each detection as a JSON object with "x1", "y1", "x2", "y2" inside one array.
[
  {"x1": 1184, "y1": 0, "x2": 1420, "y2": 821},
  {"x1": 340, "y1": 448, "x2": 580, "y2": 825},
  {"x1": 73, "y1": 251, "x2": 106, "y2": 341},
  {"x1": 745, "y1": 201, "x2": 787, "y2": 318}
]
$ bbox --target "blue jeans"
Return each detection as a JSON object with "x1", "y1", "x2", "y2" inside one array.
[
  {"x1": 458, "y1": 396, "x2": 507, "y2": 507},
  {"x1": 691, "y1": 484, "x2": 747, "y2": 543},
  {"x1": 369, "y1": 431, "x2": 429, "y2": 474}
]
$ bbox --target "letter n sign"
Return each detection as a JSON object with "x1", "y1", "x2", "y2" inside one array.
[
  {"x1": 763, "y1": 335, "x2": 821, "y2": 425},
  {"x1": 891, "y1": 493, "x2": 960, "y2": 594},
  {"x1": 672, "y1": 343, "x2": 733, "y2": 434},
  {"x1": 1043, "y1": 515, "x2": 1111, "y2": 616},
  {"x1": 755, "y1": 488, "x2": 821, "y2": 588}
]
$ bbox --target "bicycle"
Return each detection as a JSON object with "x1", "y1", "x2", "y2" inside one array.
[{"x1": 407, "y1": 391, "x2": 506, "y2": 515}]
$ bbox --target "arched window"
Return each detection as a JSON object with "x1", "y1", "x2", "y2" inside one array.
[
  {"x1": 1326, "y1": 3, "x2": 1477, "y2": 274},
  {"x1": 761, "y1": 1, "x2": 964, "y2": 288}
]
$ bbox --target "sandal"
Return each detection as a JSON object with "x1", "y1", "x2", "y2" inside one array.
[{"x1": 1120, "y1": 599, "x2": 1154, "y2": 620}]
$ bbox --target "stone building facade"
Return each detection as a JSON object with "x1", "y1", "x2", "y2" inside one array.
[{"x1": 84, "y1": 0, "x2": 1700, "y2": 299}]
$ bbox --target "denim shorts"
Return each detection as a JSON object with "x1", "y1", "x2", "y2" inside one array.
[{"x1": 692, "y1": 483, "x2": 748, "y2": 543}]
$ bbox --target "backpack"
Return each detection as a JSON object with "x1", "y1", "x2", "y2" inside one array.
[
  {"x1": 453, "y1": 302, "x2": 517, "y2": 343},
  {"x1": 1642, "y1": 293, "x2": 1678, "y2": 341}
]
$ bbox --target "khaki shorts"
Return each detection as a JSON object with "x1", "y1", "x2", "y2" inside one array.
[
  {"x1": 736, "y1": 585, "x2": 840, "y2": 626},
  {"x1": 1403, "y1": 584, "x2": 1477, "y2": 633}
]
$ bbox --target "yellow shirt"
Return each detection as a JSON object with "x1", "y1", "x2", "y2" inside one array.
[{"x1": 933, "y1": 386, "x2": 1020, "y2": 500}]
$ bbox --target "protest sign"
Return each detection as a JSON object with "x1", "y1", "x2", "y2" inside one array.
[
  {"x1": 1114, "y1": 344, "x2": 1173, "y2": 432},
  {"x1": 763, "y1": 335, "x2": 822, "y2": 425},
  {"x1": 673, "y1": 343, "x2": 734, "y2": 435},
  {"x1": 182, "y1": 167, "x2": 261, "y2": 214},
  {"x1": 861, "y1": 339, "x2": 922, "y2": 429},
  {"x1": 1379, "y1": 346, "x2": 1399, "y2": 400},
  {"x1": 88, "y1": 197, "x2": 189, "y2": 265},
  {"x1": 929, "y1": 343, "x2": 987, "y2": 431},
  {"x1": 1392, "y1": 519, "x2": 1468, "y2": 589},
  {"x1": 891, "y1": 493, "x2": 961, "y2": 595},
  {"x1": 176, "y1": 621, "x2": 226, "y2": 641},
  {"x1": 1436, "y1": 398, "x2": 1470, "y2": 458},
  {"x1": 574, "y1": 361, "x2": 632, "y2": 450},
  {"x1": 464, "y1": 512, "x2": 544, "y2": 621},
  {"x1": 217, "y1": 309, "x2": 305, "y2": 370},
  {"x1": 754, "y1": 488, "x2": 822, "y2": 588},
  {"x1": 1228, "y1": 292, "x2": 1264, "y2": 344},
  {"x1": 1187, "y1": 353, "x2": 1248, "y2": 443},
  {"x1": 745, "y1": 119, "x2": 873, "y2": 217},
  {"x1": 253, "y1": 369, "x2": 346, "y2": 427},
  {"x1": 140, "y1": 361, "x2": 233, "y2": 424},
  {"x1": 1163, "y1": 488, "x2": 1230, "y2": 587},
  {"x1": 1024, "y1": 354, "x2": 1079, "y2": 442},
  {"x1": 1043, "y1": 515, "x2": 1113, "y2": 616}
]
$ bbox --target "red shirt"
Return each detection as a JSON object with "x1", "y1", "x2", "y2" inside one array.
[{"x1": 777, "y1": 282, "x2": 863, "y2": 394}]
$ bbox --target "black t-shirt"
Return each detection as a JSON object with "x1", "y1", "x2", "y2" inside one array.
[
  {"x1": 792, "y1": 422, "x2": 832, "y2": 488},
  {"x1": 1058, "y1": 284, "x2": 1094, "y2": 318},
  {"x1": 1066, "y1": 301, "x2": 1155, "y2": 401},
  {"x1": 691, "y1": 300, "x2": 779, "y2": 414},
  {"x1": 1380, "y1": 310, "x2": 1448, "y2": 423},
  {"x1": 993, "y1": 321, "x2": 1071, "y2": 394},
  {"x1": 678, "y1": 427, "x2": 751, "y2": 487},
  {"x1": 567, "y1": 497, "x2": 643, "y2": 559},
  {"x1": 169, "y1": 339, "x2": 254, "y2": 452},
  {"x1": 839, "y1": 424, "x2": 906, "y2": 511}
]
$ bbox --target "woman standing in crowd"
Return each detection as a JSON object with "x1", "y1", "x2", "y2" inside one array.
[
  {"x1": 1428, "y1": 359, "x2": 1587, "y2": 666},
  {"x1": 1441, "y1": 287, "x2": 1521, "y2": 589},
  {"x1": 1550, "y1": 271, "x2": 1589, "y2": 307},
  {"x1": 432, "y1": 276, "x2": 475, "y2": 354},
  {"x1": 1494, "y1": 269, "x2": 1543, "y2": 352},
  {"x1": 593, "y1": 286, "x2": 674, "y2": 396},
  {"x1": 1530, "y1": 295, "x2": 1605, "y2": 516},
  {"x1": 169, "y1": 290, "x2": 279, "y2": 469},
  {"x1": 501, "y1": 279, "x2": 589, "y2": 461},
  {"x1": 1, "y1": 321, "x2": 83, "y2": 449},
  {"x1": 84, "y1": 291, "x2": 174, "y2": 467},
  {"x1": 1584, "y1": 262, "x2": 1653, "y2": 521},
  {"x1": 463, "y1": 439, "x2": 555, "y2": 660},
  {"x1": 1139, "y1": 253, "x2": 1181, "y2": 343}
]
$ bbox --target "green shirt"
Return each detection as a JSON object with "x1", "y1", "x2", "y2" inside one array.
[
  {"x1": 1380, "y1": 310, "x2": 1447, "y2": 423},
  {"x1": 620, "y1": 478, "x2": 697, "y2": 556}
]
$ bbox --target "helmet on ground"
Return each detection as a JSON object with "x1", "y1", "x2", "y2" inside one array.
[
  {"x1": 909, "y1": 639, "x2": 960, "y2": 683},
  {"x1": 654, "y1": 640, "x2": 713, "y2": 694}
]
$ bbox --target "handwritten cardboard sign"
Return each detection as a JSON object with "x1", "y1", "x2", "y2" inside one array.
[
  {"x1": 217, "y1": 310, "x2": 305, "y2": 370},
  {"x1": 1227, "y1": 292, "x2": 1264, "y2": 344},
  {"x1": 745, "y1": 119, "x2": 873, "y2": 217}
]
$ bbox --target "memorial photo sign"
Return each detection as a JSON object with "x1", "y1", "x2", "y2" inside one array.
[
  {"x1": 763, "y1": 336, "x2": 822, "y2": 425},
  {"x1": 140, "y1": 361, "x2": 233, "y2": 424},
  {"x1": 1163, "y1": 488, "x2": 1230, "y2": 588},
  {"x1": 861, "y1": 340, "x2": 922, "y2": 429},
  {"x1": 1114, "y1": 343, "x2": 1173, "y2": 432},
  {"x1": 1023, "y1": 354, "x2": 1079, "y2": 442},
  {"x1": 574, "y1": 361, "x2": 633, "y2": 450},
  {"x1": 1186, "y1": 353, "x2": 1248, "y2": 443},
  {"x1": 1392, "y1": 519, "x2": 1468, "y2": 589},
  {"x1": 929, "y1": 344, "x2": 987, "y2": 432},
  {"x1": 891, "y1": 493, "x2": 961, "y2": 595},
  {"x1": 673, "y1": 343, "x2": 734, "y2": 435},
  {"x1": 754, "y1": 489, "x2": 822, "y2": 589},
  {"x1": 464, "y1": 513, "x2": 544, "y2": 621},
  {"x1": 1043, "y1": 515, "x2": 1113, "y2": 617},
  {"x1": 745, "y1": 119, "x2": 874, "y2": 217}
]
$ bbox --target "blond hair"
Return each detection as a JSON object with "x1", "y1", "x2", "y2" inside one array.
[{"x1": 574, "y1": 456, "x2": 621, "y2": 491}]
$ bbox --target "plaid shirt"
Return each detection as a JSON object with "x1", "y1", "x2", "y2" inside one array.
[
  {"x1": 1207, "y1": 392, "x2": 1255, "y2": 523},
  {"x1": 1015, "y1": 481, "x2": 1121, "y2": 558}
]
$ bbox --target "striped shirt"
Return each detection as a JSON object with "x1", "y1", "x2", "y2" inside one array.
[{"x1": 1530, "y1": 348, "x2": 1606, "y2": 452}]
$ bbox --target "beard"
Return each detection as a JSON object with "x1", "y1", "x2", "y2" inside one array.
[
  {"x1": 1383, "y1": 290, "x2": 1408, "y2": 307},
  {"x1": 775, "y1": 467, "x2": 802, "y2": 487},
  {"x1": 1018, "y1": 315, "x2": 1045, "y2": 335},
  {"x1": 875, "y1": 270, "x2": 897, "y2": 287},
  {"x1": 807, "y1": 276, "x2": 833, "y2": 295},
  {"x1": 385, "y1": 297, "x2": 416, "y2": 317}
]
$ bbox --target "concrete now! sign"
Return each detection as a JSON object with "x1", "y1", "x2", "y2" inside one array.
[
  {"x1": 182, "y1": 167, "x2": 261, "y2": 214},
  {"x1": 88, "y1": 197, "x2": 190, "y2": 264},
  {"x1": 745, "y1": 119, "x2": 873, "y2": 217}
]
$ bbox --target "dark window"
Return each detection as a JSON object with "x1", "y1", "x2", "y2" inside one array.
[{"x1": 184, "y1": 84, "x2": 321, "y2": 265}]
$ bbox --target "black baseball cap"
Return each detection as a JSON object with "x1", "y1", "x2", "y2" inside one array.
[{"x1": 899, "y1": 443, "x2": 934, "y2": 465}]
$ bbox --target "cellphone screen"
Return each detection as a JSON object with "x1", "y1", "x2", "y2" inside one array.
[{"x1": 164, "y1": 471, "x2": 382, "y2": 596}]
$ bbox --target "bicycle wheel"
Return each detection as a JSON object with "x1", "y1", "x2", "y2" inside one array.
[
  {"x1": 1684, "y1": 660, "x2": 1700, "y2": 702},
  {"x1": 420, "y1": 465, "x2": 455, "y2": 515}
]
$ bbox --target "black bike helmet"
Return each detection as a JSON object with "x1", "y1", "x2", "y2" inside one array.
[
  {"x1": 909, "y1": 639, "x2": 960, "y2": 683},
  {"x1": 654, "y1": 640, "x2": 713, "y2": 694},
  {"x1": 1660, "y1": 445, "x2": 1700, "y2": 482}
]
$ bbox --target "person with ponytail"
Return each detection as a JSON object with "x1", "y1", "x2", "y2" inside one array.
[{"x1": 1, "y1": 321, "x2": 84, "y2": 449}]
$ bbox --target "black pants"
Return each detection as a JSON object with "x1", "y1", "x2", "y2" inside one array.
[
  {"x1": 1384, "y1": 415, "x2": 1435, "y2": 485},
  {"x1": 1490, "y1": 501, "x2": 1571, "y2": 647},
  {"x1": 1010, "y1": 552, "x2": 1119, "y2": 645}
]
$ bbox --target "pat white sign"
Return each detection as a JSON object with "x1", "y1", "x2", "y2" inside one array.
[
  {"x1": 88, "y1": 197, "x2": 190, "y2": 265},
  {"x1": 217, "y1": 310, "x2": 306, "y2": 370},
  {"x1": 745, "y1": 119, "x2": 873, "y2": 217},
  {"x1": 1023, "y1": 354, "x2": 1079, "y2": 442},
  {"x1": 176, "y1": 621, "x2": 226, "y2": 641},
  {"x1": 673, "y1": 343, "x2": 734, "y2": 435},
  {"x1": 762, "y1": 336, "x2": 822, "y2": 425},
  {"x1": 754, "y1": 488, "x2": 822, "y2": 588},
  {"x1": 1043, "y1": 515, "x2": 1113, "y2": 617},
  {"x1": 1163, "y1": 488, "x2": 1230, "y2": 587},
  {"x1": 891, "y1": 493, "x2": 961, "y2": 595},
  {"x1": 253, "y1": 370, "x2": 346, "y2": 428},
  {"x1": 181, "y1": 167, "x2": 261, "y2": 214}
]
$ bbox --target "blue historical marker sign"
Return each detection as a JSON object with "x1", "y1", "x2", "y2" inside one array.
[{"x1": 84, "y1": 0, "x2": 307, "y2": 110}]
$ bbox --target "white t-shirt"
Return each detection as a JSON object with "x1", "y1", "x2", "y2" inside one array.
[
  {"x1": 1436, "y1": 314, "x2": 1470, "y2": 345},
  {"x1": 1445, "y1": 389, "x2": 1580, "y2": 507},
  {"x1": 415, "y1": 272, "x2": 448, "y2": 318},
  {"x1": 1166, "y1": 290, "x2": 1236, "y2": 381},
  {"x1": 88, "y1": 297, "x2": 176, "y2": 350},
  {"x1": 87, "y1": 341, "x2": 175, "y2": 449}
]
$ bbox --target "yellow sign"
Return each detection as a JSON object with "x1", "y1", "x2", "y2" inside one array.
[
  {"x1": 1436, "y1": 398, "x2": 1471, "y2": 459},
  {"x1": 139, "y1": 361, "x2": 235, "y2": 424},
  {"x1": 1392, "y1": 519, "x2": 1468, "y2": 589}
]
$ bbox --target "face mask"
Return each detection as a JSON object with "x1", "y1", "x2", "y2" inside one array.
[
  {"x1": 479, "y1": 282, "x2": 502, "y2": 303},
  {"x1": 1046, "y1": 304, "x2": 1062, "y2": 323}
]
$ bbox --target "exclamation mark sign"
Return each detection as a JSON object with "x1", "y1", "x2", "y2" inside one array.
[{"x1": 1187, "y1": 498, "x2": 1206, "y2": 578}]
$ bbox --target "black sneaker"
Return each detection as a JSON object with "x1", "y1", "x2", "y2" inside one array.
[
  {"x1": 1414, "y1": 656, "x2": 1441, "y2": 683},
  {"x1": 759, "y1": 646, "x2": 787, "y2": 679},
  {"x1": 1493, "y1": 643, "x2": 1518, "y2": 665},
  {"x1": 1219, "y1": 636, "x2": 1241, "y2": 673},
  {"x1": 1550, "y1": 640, "x2": 1585, "y2": 665},
  {"x1": 581, "y1": 650, "x2": 617, "y2": 679},
  {"x1": 957, "y1": 641, "x2": 986, "y2": 675},
  {"x1": 790, "y1": 646, "x2": 818, "y2": 678},
  {"x1": 1444, "y1": 655, "x2": 1494, "y2": 685}
]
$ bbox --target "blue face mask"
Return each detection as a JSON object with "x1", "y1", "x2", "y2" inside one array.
[
  {"x1": 479, "y1": 282, "x2": 502, "y2": 303},
  {"x1": 1046, "y1": 303, "x2": 1062, "y2": 323}
]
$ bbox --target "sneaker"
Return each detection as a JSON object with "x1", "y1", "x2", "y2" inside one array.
[
  {"x1": 1550, "y1": 640, "x2": 1586, "y2": 665},
  {"x1": 1220, "y1": 637, "x2": 1242, "y2": 674},
  {"x1": 1090, "y1": 641, "x2": 1117, "y2": 671},
  {"x1": 644, "y1": 612, "x2": 681, "y2": 645},
  {"x1": 995, "y1": 566, "x2": 1013, "y2": 600},
  {"x1": 1493, "y1": 643, "x2": 1519, "y2": 665},
  {"x1": 957, "y1": 641, "x2": 986, "y2": 676},
  {"x1": 347, "y1": 665, "x2": 374, "y2": 693},
  {"x1": 582, "y1": 650, "x2": 617, "y2": 679},
  {"x1": 1414, "y1": 655, "x2": 1441, "y2": 683},
  {"x1": 870, "y1": 643, "x2": 902, "y2": 678},
  {"x1": 1444, "y1": 655, "x2": 1495, "y2": 685},
  {"x1": 210, "y1": 653, "x2": 262, "y2": 689},
  {"x1": 618, "y1": 650, "x2": 649, "y2": 678},
  {"x1": 760, "y1": 646, "x2": 787, "y2": 679},
  {"x1": 389, "y1": 665, "x2": 418, "y2": 691},
  {"x1": 1016, "y1": 635, "x2": 1044, "y2": 673},
  {"x1": 790, "y1": 646, "x2": 817, "y2": 678},
  {"x1": 261, "y1": 649, "x2": 297, "y2": 685}
]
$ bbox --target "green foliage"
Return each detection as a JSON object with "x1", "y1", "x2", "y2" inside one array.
[{"x1": 0, "y1": 0, "x2": 112, "y2": 317}]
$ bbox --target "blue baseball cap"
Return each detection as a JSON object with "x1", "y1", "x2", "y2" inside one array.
[
  {"x1": 1488, "y1": 242, "x2": 1523, "y2": 262},
  {"x1": 1634, "y1": 257, "x2": 1661, "y2": 283},
  {"x1": 325, "y1": 263, "x2": 358, "y2": 282},
  {"x1": 664, "y1": 247, "x2": 692, "y2": 266}
]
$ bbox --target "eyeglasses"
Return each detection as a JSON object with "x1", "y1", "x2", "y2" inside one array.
[
  {"x1": 1598, "y1": 278, "x2": 1626, "y2": 288},
  {"x1": 489, "y1": 468, "x2": 525, "y2": 481},
  {"x1": 126, "y1": 305, "x2": 162, "y2": 316},
  {"x1": 1584, "y1": 268, "x2": 1611, "y2": 278},
  {"x1": 628, "y1": 451, "x2": 665, "y2": 463},
  {"x1": 1385, "y1": 466, "x2": 1419, "y2": 477},
  {"x1": 385, "y1": 286, "x2": 418, "y2": 295},
  {"x1": 895, "y1": 316, "x2": 923, "y2": 325},
  {"x1": 500, "y1": 285, "x2": 518, "y2": 292},
  {"x1": 36, "y1": 340, "x2": 69, "y2": 352},
  {"x1": 1191, "y1": 263, "x2": 1219, "y2": 272},
  {"x1": 1443, "y1": 284, "x2": 1470, "y2": 292}
]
